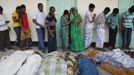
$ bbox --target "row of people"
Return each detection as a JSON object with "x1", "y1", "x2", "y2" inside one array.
[
  {"x1": 0, "y1": 5, "x2": 32, "y2": 51},
  {"x1": 61, "y1": 3, "x2": 134, "y2": 51},
  {"x1": 84, "y1": 4, "x2": 134, "y2": 50},
  {"x1": 0, "y1": 3, "x2": 134, "y2": 52}
]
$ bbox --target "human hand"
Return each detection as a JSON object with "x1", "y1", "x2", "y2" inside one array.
[
  {"x1": 93, "y1": 13, "x2": 96, "y2": 18},
  {"x1": 50, "y1": 32, "x2": 54, "y2": 37},
  {"x1": 39, "y1": 25, "x2": 44, "y2": 28},
  {"x1": 8, "y1": 27, "x2": 11, "y2": 31},
  {"x1": 5, "y1": 21, "x2": 10, "y2": 23}
]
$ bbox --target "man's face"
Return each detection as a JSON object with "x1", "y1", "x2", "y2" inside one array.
[
  {"x1": 38, "y1": 5, "x2": 43, "y2": 12},
  {"x1": 113, "y1": 13, "x2": 117, "y2": 16},
  {"x1": 16, "y1": 9, "x2": 20, "y2": 13},
  {"x1": 51, "y1": 8, "x2": 55, "y2": 13},
  {"x1": 104, "y1": 11, "x2": 110, "y2": 15},
  {"x1": 22, "y1": 8, "x2": 26, "y2": 13},
  {"x1": 89, "y1": 8, "x2": 94, "y2": 12}
]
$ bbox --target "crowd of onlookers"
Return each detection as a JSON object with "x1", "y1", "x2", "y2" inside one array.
[{"x1": 0, "y1": 3, "x2": 134, "y2": 53}]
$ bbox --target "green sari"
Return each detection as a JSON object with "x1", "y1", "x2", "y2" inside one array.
[{"x1": 70, "y1": 13, "x2": 84, "y2": 52}]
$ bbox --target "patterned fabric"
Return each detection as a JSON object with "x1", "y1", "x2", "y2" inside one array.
[
  {"x1": 20, "y1": 12, "x2": 32, "y2": 48},
  {"x1": 38, "y1": 51, "x2": 77, "y2": 75},
  {"x1": 45, "y1": 14, "x2": 57, "y2": 30},
  {"x1": 96, "y1": 13, "x2": 106, "y2": 28},
  {"x1": 90, "y1": 49, "x2": 134, "y2": 69},
  {"x1": 62, "y1": 52, "x2": 77, "y2": 75},
  {"x1": 21, "y1": 29, "x2": 31, "y2": 40},
  {"x1": 93, "y1": 52, "x2": 122, "y2": 68},
  {"x1": 20, "y1": 29, "x2": 32, "y2": 48}
]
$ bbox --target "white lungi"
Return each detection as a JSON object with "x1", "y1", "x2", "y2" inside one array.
[
  {"x1": 96, "y1": 25, "x2": 105, "y2": 48},
  {"x1": 84, "y1": 27, "x2": 93, "y2": 48}
]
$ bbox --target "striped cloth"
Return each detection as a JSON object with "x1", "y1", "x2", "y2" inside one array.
[
  {"x1": 38, "y1": 52, "x2": 67, "y2": 75},
  {"x1": 123, "y1": 11, "x2": 134, "y2": 28}
]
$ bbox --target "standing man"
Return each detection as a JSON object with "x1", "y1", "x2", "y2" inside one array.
[
  {"x1": 45, "y1": 6, "x2": 57, "y2": 53},
  {"x1": 0, "y1": 6, "x2": 11, "y2": 51},
  {"x1": 107, "y1": 8, "x2": 120, "y2": 50},
  {"x1": 12, "y1": 6, "x2": 21, "y2": 49},
  {"x1": 96, "y1": 7, "x2": 110, "y2": 50},
  {"x1": 121, "y1": 6, "x2": 134, "y2": 50},
  {"x1": 33, "y1": 3, "x2": 46, "y2": 52},
  {"x1": 84, "y1": 3, "x2": 96, "y2": 49}
]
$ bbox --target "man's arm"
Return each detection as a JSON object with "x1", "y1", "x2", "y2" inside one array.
[
  {"x1": 33, "y1": 19, "x2": 44, "y2": 28},
  {"x1": 87, "y1": 12, "x2": 95, "y2": 23},
  {"x1": 132, "y1": 18, "x2": 134, "y2": 25},
  {"x1": 12, "y1": 16, "x2": 19, "y2": 22},
  {"x1": 121, "y1": 16, "x2": 125, "y2": 30},
  {"x1": 46, "y1": 23, "x2": 54, "y2": 37},
  {"x1": 106, "y1": 15, "x2": 111, "y2": 28}
]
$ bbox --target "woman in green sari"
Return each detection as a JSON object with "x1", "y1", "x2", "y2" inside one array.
[{"x1": 70, "y1": 8, "x2": 84, "y2": 52}]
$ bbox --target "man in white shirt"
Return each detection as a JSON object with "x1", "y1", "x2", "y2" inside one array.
[
  {"x1": 0, "y1": 6, "x2": 11, "y2": 51},
  {"x1": 84, "y1": 3, "x2": 96, "y2": 49},
  {"x1": 96, "y1": 7, "x2": 110, "y2": 50},
  {"x1": 33, "y1": 3, "x2": 46, "y2": 52}
]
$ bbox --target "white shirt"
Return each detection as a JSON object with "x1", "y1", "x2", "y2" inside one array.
[
  {"x1": 85, "y1": 11, "x2": 94, "y2": 28},
  {"x1": 96, "y1": 12, "x2": 106, "y2": 28},
  {"x1": 33, "y1": 10, "x2": 46, "y2": 28},
  {"x1": 0, "y1": 14, "x2": 8, "y2": 31}
]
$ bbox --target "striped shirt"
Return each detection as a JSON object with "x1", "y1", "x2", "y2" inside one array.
[{"x1": 123, "y1": 11, "x2": 134, "y2": 28}]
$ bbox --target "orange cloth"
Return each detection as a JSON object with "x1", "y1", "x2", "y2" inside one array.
[
  {"x1": 88, "y1": 50, "x2": 100, "y2": 58},
  {"x1": 21, "y1": 29, "x2": 31, "y2": 40},
  {"x1": 100, "y1": 63, "x2": 134, "y2": 75}
]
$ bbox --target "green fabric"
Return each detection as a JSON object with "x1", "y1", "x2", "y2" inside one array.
[
  {"x1": 70, "y1": 13, "x2": 84, "y2": 52},
  {"x1": 44, "y1": 56, "x2": 52, "y2": 75},
  {"x1": 108, "y1": 14, "x2": 119, "y2": 29},
  {"x1": 43, "y1": 55, "x2": 65, "y2": 75}
]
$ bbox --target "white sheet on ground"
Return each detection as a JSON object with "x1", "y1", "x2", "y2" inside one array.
[
  {"x1": 0, "y1": 51, "x2": 34, "y2": 75},
  {"x1": 16, "y1": 54, "x2": 42, "y2": 75}
]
